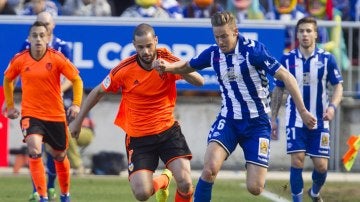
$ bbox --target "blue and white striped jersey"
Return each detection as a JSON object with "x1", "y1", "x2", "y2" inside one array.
[
  {"x1": 189, "y1": 36, "x2": 281, "y2": 120},
  {"x1": 276, "y1": 47, "x2": 343, "y2": 129}
]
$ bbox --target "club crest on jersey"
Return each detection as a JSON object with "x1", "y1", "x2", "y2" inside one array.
[
  {"x1": 128, "y1": 163, "x2": 134, "y2": 172},
  {"x1": 102, "y1": 75, "x2": 111, "y2": 89},
  {"x1": 46, "y1": 63, "x2": 52, "y2": 71}
]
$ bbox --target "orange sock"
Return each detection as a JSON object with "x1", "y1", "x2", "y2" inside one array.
[
  {"x1": 54, "y1": 156, "x2": 70, "y2": 194},
  {"x1": 175, "y1": 189, "x2": 193, "y2": 202},
  {"x1": 29, "y1": 157, "x2": 47, "y2": 197},
  {"x1": 152, "y1": 174, "x2": 169, "y2": 193}
]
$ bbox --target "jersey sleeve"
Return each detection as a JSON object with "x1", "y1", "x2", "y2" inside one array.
[
  {"x1": 188, "y1": 45, "x2": 213, "y2": 70},
  {"x1": 327, "y1": 54, "x2": 343, "y2": 85},
  {"x1": 4, "y1": 56, "x2": 21, "y2": 80},
  {"x1": 249, "y1": 41, "x2": 281, "y2": 76},
  {"x1": 101, "y1": 72, "x2": 122, "y2": 93},
  {"x1": 275, "y1": 55, "x2": 287, "y2": 88},
  {"x1": 58, "y1": 54, "x2": 79, "y2": 80}
]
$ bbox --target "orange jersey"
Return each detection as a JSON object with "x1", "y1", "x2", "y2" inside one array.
[
  {"x1": 4, "y1": 48, "x2": 80, "y2": 121},
  {"x1": 101, "y1": 48, "x2": 182, "y2": 137}
]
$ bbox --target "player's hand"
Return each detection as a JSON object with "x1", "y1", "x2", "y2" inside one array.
[
  {"x1": 270, "y1": 118, "x2": 279, "y2": 140},
  {"x1": 6, "y1": 107, "x2": 20, "y2": 119},
  {"x1": 67, "y1": 105, "x2": 80, "y2": 122},
  {"x1": 152, "y1": 59, "x2": 167, "y2": 74},
  {"x1": 69, "y1": 118, "x2": 81, "y2": 139},
  {"x1": 323, "y1": 106, "x2": 335, "y2": 121},
  {"x1": 299, "y1": 110, "x2": 317, "y2": 129}
]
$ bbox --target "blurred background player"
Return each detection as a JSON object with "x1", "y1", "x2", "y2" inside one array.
[
  {"x1": 271, "y1": 16, "x2": 343, "y2": 202},
  {"x1": 3, "y1": 21, "x2": 83, "y2": 202},
  {"x1": 19, "y1": 11, "x2": 72, "y2": 202}
]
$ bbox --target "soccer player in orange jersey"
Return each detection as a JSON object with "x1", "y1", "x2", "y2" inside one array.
[
  {"x1": 69, "y1": 23, "x2": 204, "y2": 202},
  {"x1": 3, "y1": 21, "x2": 83, "y2": 202}
]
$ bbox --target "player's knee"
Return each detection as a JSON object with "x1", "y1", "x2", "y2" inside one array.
[
  {"x1": 315, "y1": 165, "x2": 328, "y2": 173},
  {"x1": 132, "y1": 188, "x2": 152, "y2": 201},
  {"x1": 177, "y1": 179, "x2": 193, "y2": 194},
  {"x1": 247, "y1": 184, "x2": 264, "y2": 196},
  {"x1": 201, "y1": 166, "x2": 219, "y2": 182}
]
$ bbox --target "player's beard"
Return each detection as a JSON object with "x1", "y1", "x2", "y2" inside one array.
[{"x1": 139, "y1": 53, "x2": 155, "y2": 65}]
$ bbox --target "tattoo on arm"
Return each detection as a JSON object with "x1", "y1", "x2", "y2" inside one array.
[{"x1": 271, "y1": 87, "x2": 285, "y2": 118}]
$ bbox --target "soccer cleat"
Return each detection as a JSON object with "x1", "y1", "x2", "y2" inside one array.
[
  {"x1": 60, "y1": 193, "x2": 70, "y2": 202},
  {"x1": 156, "y1": 169, "x2": 173, "y2": 202},
  {"x1": 28, "y1": 192, "x2": 40, "y2": 202},
  {"x1": 39, "y1": 196, "x2": 49, "y2": 202},
  {"x1": 307, "y1": 188, "x2": 324, "y2": 202},
  {"x1": 47, "y1": 188, "x2": 57, "y2": 201}
]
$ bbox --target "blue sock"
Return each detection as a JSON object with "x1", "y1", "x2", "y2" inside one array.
[
  {"x1": 311, "y1": 169, "x2": 327, "y2": 195},
  {"x1": 46, "y1": 153, "x2": 56, "y2": 189},
  {"x1": 290, "y1": 167, "x2": 303, "y2": 202},
  {"x1": 32, "y1": 181, "x2": 37, "y2": 193},
  {"x1": 194, "y1": 177, "x2": 213, "y2": 202}
]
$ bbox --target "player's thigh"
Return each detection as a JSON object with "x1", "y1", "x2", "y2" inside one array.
[
  {"x1": 129, "y1": 170, "x2": 154, "y2": 194},
  {"x1": 246, "y1": 163, "x2": 267, "y2": 188},
  {"x1": 168, "y1": 158, "x2": 192, "y2": 183}
]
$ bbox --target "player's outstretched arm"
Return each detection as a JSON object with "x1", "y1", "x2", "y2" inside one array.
[{"x1": 181, "y1": 72, "x2": 204, "y2": 87}]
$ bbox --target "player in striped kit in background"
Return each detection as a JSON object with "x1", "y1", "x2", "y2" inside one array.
[
  {"x1": 271, "y1": 16, "x2": 343, "y2": 202},
  {"x1": 153, "y1": 10, "x2": 316, "y2": 201}
]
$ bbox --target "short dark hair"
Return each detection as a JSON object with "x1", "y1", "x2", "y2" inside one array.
[
  {"x1": 133, "y1": 23, "x2": 155, "y2": 40},
  {"x1": 296, "y1": 16, "x2": 318, "y2": 32},
  {"x1": 211, "y1": 11, "x2": 237, "y2": 28},
  {"x1": 29, "y1": 21, "x2": 48, "y2": 33}
]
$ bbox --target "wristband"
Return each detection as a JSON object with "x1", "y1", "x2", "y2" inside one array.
[{"x1": 328, "y1": 103, "x2": 336, "y2": 111}]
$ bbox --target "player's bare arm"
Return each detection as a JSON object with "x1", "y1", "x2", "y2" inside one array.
[
  {"x1": 274, "y1": 66, "x2": 317, "y2": 129},
  {"x1": 69, "y1": 84, "x2": 105, "y2": 139},
  {"x1": 323, "y1": 83, "x2": 343, "y2": 121},
  {"x1": 154, "y1": 59, "x2": 194, "y2": 74},
  {"x1": 270, "y1": 86, "x2": 285, "y2": 139},
  {"x1": 181, "y1": 72, "x2": 205, "y2": 87}
]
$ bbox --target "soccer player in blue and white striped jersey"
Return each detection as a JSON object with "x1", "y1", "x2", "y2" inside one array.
[
  {"x1": 271, "y1": 16, "x2": 343, "y2": 202},
  {"x1": 153, "y1": 11, "x2": 316, "y2": 201}
]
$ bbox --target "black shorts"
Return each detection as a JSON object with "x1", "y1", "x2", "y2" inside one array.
[
  {"x1": 20, "y1": 116, "x2": 69, "y2": 151},
  {"x1": 125, "y1": 121, "x2": 192, "y2": 176}
]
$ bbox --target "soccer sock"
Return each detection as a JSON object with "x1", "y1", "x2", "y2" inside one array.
[
  {"x1": 32, "y1": 181, "x2": 36, "y2": 193},
  {"x1": 175, "y1": 189, "x2": 193, "y2": 202},
  {"x1": 54, "y1": 155, "x2": 70, "y2": 195},
  {"x1": 29, "y1": 157, "x2": 47, "y2": 197},
  {"x1": 290, "y1": 167, "x2": 303, "y2": 202},
  {"x1": 194, "y1": 177, "x2": 213, "y2": 202},
  {"x1": 152, "y1": 173, "x2": 169, "y2": 193},
  {"x1": 311, "y1": 169, "x2": 327, "y2": 195},
  {"x1": 46, "y1": 153, "x2": 56, "y2": 189}
]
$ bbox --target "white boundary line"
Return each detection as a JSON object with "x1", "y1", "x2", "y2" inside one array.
[{"x1": 240, "y1": 183, "x2": 290, "y2": 202}]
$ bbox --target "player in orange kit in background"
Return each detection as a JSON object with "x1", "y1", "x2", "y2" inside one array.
[{"x1": 3, "y1": 21, "x2": 83, "y2": 202}]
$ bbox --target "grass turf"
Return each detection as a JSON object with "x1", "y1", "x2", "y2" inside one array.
[{"x1": 0, "y1": 174, "x2": 359, "y2": 202}]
